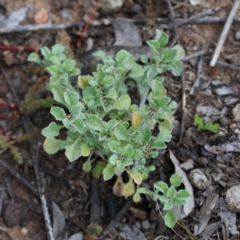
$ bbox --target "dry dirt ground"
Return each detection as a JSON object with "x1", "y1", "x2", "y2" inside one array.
[{"x1": 0, "y1": 0, "x2": 240, "y2": 239}]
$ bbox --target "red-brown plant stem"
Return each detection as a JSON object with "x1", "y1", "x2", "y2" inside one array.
[
  {"x1": 0, "y1": 45, "x2": 37, "y2": 52},
  {"x1": 77, "y1": 0, "x2": 101, "y2": 47}
]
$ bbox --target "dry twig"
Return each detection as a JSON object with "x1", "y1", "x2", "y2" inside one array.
[
  {"x1": 1, "y1": 68, "x2": 55, "y2": 240},
  {"x1": 210, "y1": 0, "x2": 240, "y2": 66},
  {"x1": 1, "y1": 16, "x2": 240, "y2": 34},
  {"x1": 101, "y1": 198, "x2": 133, "y2": 238}
]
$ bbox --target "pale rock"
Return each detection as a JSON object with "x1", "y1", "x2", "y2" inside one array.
[
  {"x1": 226, "y1": 186, "x2": 240, "y2": 213},
  {"x1": 142, "y1": 220, "x2": 151, "y2": 230},
  {"x1": 188, "y1": 169, "x2": 208, "y2": 190}
]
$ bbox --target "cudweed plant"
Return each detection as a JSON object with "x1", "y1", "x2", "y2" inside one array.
[{"x1": 28, "y1": 30, "x2": 191, "y2": 228}]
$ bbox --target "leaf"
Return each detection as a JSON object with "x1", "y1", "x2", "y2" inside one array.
[
  {"x1": 129, "y1": 171, "x2": 143, "y2": 185},
  {"x1": 160, "y1": 49, "x2": 176, "y2": 62},
  {"x1": 149, "y1": 151, "x2": 158, "y2": 158},
  {"x1": 159, "y1": 119, "x2": 171, "y2": 132},
  {"x1": 173, "y1": 45, "x2": 185, "y2": 60},
  {"x1": 62, "y1": 59, "x2": 75, "y2": 72},
  {"x1": 116, "y1": 49, "x2": 134, "y2": 64},
  {"x1": 109, "y1": 154, "x2": 118, "y2": 165},
  {"x1": 117, "y1": 157, "x2": 133, "y2": 172},
  {"x1": 164, "y1": 211, "x2": 177, "y2": 228},
  {"x1": 88, "y1": 115, "x2": 104, "y2": 132},
  {"x1": 68, "y1": 233, "x2": 83, "y2": 240},
  {"x1": 46, "y1": 65, "x2": 58, "y2": 75},
  {"x1": 112, "y1": 94, "x2": 131, "y2": 110},
  {"x1": 174, "y1": 197, "x2": 186, "y2": 206},
  {"x1": 64, "y1": 91, "x2": 79, "y2": 106},
  {"x1": 80, "y1": 144, "x2": 91, "y2": 157},
  {"x1": 103, "y1": 163, "x2": 115, "y2": 181},
  {"x1": 108, "y1": 141, "x2": 120, "y2": 153},
  {"x1": 130, "y1": 64, "x2": 144, "y2": 78},
  {"x1": 131, "y1": 111, "x2": 142, "y2": 129},
  {"x1": 121, "y1": 144, "x2": 133, "y2": 157},
  {"x1": 169, "y1": 60, "x2": 183, "y2": 76},
  {"x1": 78, "y1": 76, "x2": 89, "y2": 89},
  {"x1": 152, "y1": 139, "x2": 167, "y2": 149},
  {"x1": 157, "y1": 129, "x2": 172, "y2": 142},
  {"x1": 52, "y1": 201, "x2": 68, "y2": 240},
  {"x1": 132, "y1": 149, "x2": 143, "y2": 160},
  {"x1": 72, "y1": 118, "x2": 85, "y2": 133},
  {"x1": 177, "y1": 189, "x2": 191, "y2": 199},
  {"x1": 41, "y1": 46, "x2": 51, "y2": 57},
  {"x1": 166, "y1": 186, "x2": 177, "y2": 199},
  {"x1": 65, "y1": 140, "x2": 82, "y2": 162},
  {"x1": 83, "y1": 87, "x2": 96, "y2": 101},
  {"x1": 114, "y1": 124, "x2": 129, "y2": 141},
  {"x1": 170, "y1": 173, "x2": 182, "y2": 187},
  {"x1": 51, "y1": 85, "x2": 67, "y2": 105},
  {"x1": 49, "y1": 56, "x2": 61, "y2": 66},
  {"x1": 102, "y1": 76, "x2": 114, "y2": 87},
  {"x1": 113, "y1": 176, "x2": 124, "y2": 197},
  {"x1": 92, "y1": 161, "x2": 107, "y2": 179},
  {"x1": 141, "y1": 54, "x2": 148, "y2": 64},
  {"x1": 194, "y1": 114, "x2": 203, "y2": 125},
  {"x1": 27, "y1": 53, "x2": 41, "y2": 64},
  {"x1": 41, "y1": 122, "x2": 63, "y2": 138},
  {"x1": 105, "y1": 88, "x2": 117, "y2": 100},
  {"x1": 133, "y1": 190, "x2": 141, "y2": 203},
  {"x1": 121, "y1": 178, "x2": 135, "y2": 197},
  {"x1": 155, "y1": 29, "x2": 168, "y2": 48},
  {"x1": 146, "y1": 165, "x2": 156, "y2": 171},
  {"x1": 43, "y1": 138, "x2": 62, "y2": 154},
  {"x1": 50, "y1": 106, "x2": 66, "y2": 121},
  {"x1": 163, "y1": 201, "x2": 173, "y2": 211},
  {"x1": 154, "y1": 181, "x2": 168, "y2": 194},
  {"x1": 154, "y1": 97, "x2": 171, "y2": 108},
  {"x1": 52, "y1": 44, "x2": 65, "y2": 55},
  {"x1": 92, "y1": 50, "x2": 106, "y2": 61},
  {"x1": 147, "y1": 29, "x2": 168, "y2": 53},
  {"x1": 82, "y1": 158, "x2": 91, "y2": 172},
  {"x1": 69, "y1": 67, "x2": 80, "y2": 76},
  {"x1": 141, "y1": 127, "x2": 151, "y2": 144}
]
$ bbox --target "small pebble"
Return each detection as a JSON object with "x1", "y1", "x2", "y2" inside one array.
[
  {"x1": 102, "y1": 0, "x2": 123, "y2": 13},
  {"x1": 226, "y1": 186, "x2": 240, "y2": 212},
  {"x1": 188, "y1": 169, "x2": 208, "y2": 190},
  {"x1": 180, "y1": 159, "x2": 194, "y2": 171},
  {"x1": 142, "y1": 220, "x2": 151, "y2": 230},
  {"x1": 235, "y1": 30, "x2": 240, "y2": 41},
  {"x1": 197, "y1": 157, "x2": 209, "y2": 167},
  {"x1": 219, "y1": 116, "x2": 232, "y2": 127}
]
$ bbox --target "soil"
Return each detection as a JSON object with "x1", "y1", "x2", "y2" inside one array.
[{"x1": 0, "y1": 0, "x2": 240, "y2": 239}]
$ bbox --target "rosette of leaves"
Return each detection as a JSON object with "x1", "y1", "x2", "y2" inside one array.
[{"x1": 28, "y1": 30, "x2": 190, "y2": 228}]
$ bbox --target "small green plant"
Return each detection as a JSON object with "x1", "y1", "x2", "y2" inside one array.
[
  {"x1": 85, "y1": 222, "x2": 103, "y2": 240},
  {"x1": 194, "y1": 114, "x2": 219, "y2": 133},
  {"x1": 28, "y1": 29, "x2": 190, "y2": 228},
  {"x1": 134, "y1": 173, "x2": 191, "y2": 228}
]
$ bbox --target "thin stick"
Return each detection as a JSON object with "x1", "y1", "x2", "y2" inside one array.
[
  {"x1": 0, "y1": 160, "x2": 38, "y2": 195},
  {"x1": 166, "y1": 0, "x2": 179, "y2": 40},
  {"x1": 101, "y1": 198, "x2": 132, "y2": 238},
  {"x1": 0, "y1": 21, "x2": 84, "y2": 34},
  {"x1": 179, "y1": 67, "x2": 186, "y2": 140},
  {"x1": 183, "y1": 49, "x2": 211, "y2": 62},
  {"x1": 1, "y1": 16, "x2": 240, "y2": 34},
  {"x1": 210, "y1": 0, "x2": 240, "y2": 66},
  {"x1": 1, "y1": 68, "x2": 55, "y2": 240},
  {"x1": 176, "y1": 7, "x2": 221, "y2": 27}
]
